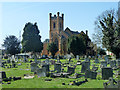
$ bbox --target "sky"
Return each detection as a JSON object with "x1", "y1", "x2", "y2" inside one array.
[{"x1": 0, "y1": 1, "x2": 119, "y2": 49}]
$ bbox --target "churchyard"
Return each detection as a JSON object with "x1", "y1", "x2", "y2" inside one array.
[{"x1": 0, "y1": 55, "x2": 120, "y2": 88}]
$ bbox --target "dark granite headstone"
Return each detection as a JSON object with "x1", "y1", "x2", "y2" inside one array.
[
  {"x1": 102, "y1": 67, "x2": 113, "y2": 80},
  {"x1": 42, "y1": 64, "x2": 49, "y2": 72},
  {"x1": 85, "y1": 70, "x2": 97, "y2": 79},
  {"x1": 67, "y1": 66, "x2": 75, "y2": 74},
  {"x1": 0, "y1": 71, "x2": 6, "y2": 79},
  {"x1": 54, "y1": 63, "x2": 61, "y2": 73},
  {"x1": 81, "y1": 61, "x2": 90, "y2": 73}
]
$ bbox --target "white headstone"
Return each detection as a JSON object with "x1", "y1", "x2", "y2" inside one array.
[{"x1": 76, "y1": 55, "x2": 79, "y2": 60}]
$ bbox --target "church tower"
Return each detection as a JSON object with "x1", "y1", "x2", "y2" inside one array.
[
  {"x1": 49, "y1": 12, "x2": 64, "y2": 55},
  {"x1": 49, "y1": 12, "x2": 64, "y2": 43}
]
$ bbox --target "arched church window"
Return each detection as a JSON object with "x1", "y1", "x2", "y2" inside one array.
[{"x1": 53, "y1": 22, "x2": 56, "y2": 29}]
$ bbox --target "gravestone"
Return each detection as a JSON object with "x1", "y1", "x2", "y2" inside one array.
[
  {"x1": 67, "y1": 66, "x2": 75, "y2": 74},
  {"x1": 110, "y1": 60, "x2": 117, "y2": 68},
  {"x1": 12, "y1": 63, "x2": 16, "y2": 68},
  {"x1": 50, "y1": 60, "x2": 55, "y2": 65},
  {"x1": 68, "y1": 57, "x2": 71, "y2": 63},
  {"x1": 12, "y1": 55, "x2": 15, "y2": 62},
  {"x1": 76, "y1": 55, "x2": 79, "y2": 60},
  {"x1": 23, "y1": 56, "x2": 27, "y2": 62},
  {"x1": 100, "y1": 61, "x2": 107, "y2": 68},
  {"x1": 104, "y1": 55, "x2": 109, "y2": 63},
  {"x1": 102, "y1": 67, "x2": 113, "y2": 80},
  {"x1": 57, "y1": 59, "x2": 61, "y2": 63},
  {"x1": 0, "y1": 71, "x2": 6, "y2": 79},
  {"x1": 66, "y1": 54, "x2": 71, "y2": 60},
  {"x1": 57, "y1": 55, "x2": 60, "y2": 60},
  {"x1": 45, "y1": 58, "x2": 49, "y2": 65},
  {"x1": 85, "y1": 70, "x2": 97, "y2": 79},
  {"x1": 81, "y1": 61, "x2": 90, "y2": 73},
  {"x1": 85, "y1": 58, "x2": 90, "y2": 62},
  {"x1": 54, "y1": 63, "x2": 61, "y2": 73},
  {"x1": 7, "y1": 60, "x2": 10, "y2": 63},
  {"x1": 103, "y1": 77, "x2": 118, "y2": 88},
  {"x1": 94, "y1": 58, "x2": 99, "y2": 63},
  {"x1": 30, "y1": 62, "x2": 39, "y2": 72},
  {"x1": 42, "y1": 64, "x2": 49, "y2": 72},
  {"x1": 37, "y1": 67, "x2": 46, "y2": 77},
  {"x1": 116, "y1": 59, "x2": 120, "y2": 66}
]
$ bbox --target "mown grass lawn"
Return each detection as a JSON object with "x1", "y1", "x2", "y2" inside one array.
[{"x1": 1, "y1": 58, "x2": 119, "y2": 88}]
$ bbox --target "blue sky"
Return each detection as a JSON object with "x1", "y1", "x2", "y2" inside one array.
[{"x1": 0, "y1": 2, "x2": 119, "y2": 48}]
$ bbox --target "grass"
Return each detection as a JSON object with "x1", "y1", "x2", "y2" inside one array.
[{"x1": 1, "y1": 58, "x2": 119, "y2": 88}]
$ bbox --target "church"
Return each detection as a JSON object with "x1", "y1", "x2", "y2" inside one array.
[{"x1": 41, "y1": 12, "x2": 94, "y2": 56}]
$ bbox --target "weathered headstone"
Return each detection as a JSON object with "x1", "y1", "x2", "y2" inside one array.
[
  {"x1": 0, "y1": 71, "x2": 6, "y2": 79},
  {"x1": 76, "y1": 55, "x2": 79, "y2": 60},
  {"x1": 85, "y1": 58, "x2": 90, "y2": 62},
  {"x1": 110, "y1": 60, "x2": 117, "y2": 68},
  {"x1": 85, "y1": 70, "x2": 97, "y2": 79},
  {"x1": 45, "y1": 58, "x2": 49, "y2": 65},
  {"x1": 104, "y1": 55, "x2": 109, "y2": 63},
  {"x1": 57, "y1": 59, "x2": 61, "y2": 63},
  {"x1": 30, "y1": 62, "x2": 39, "y2": 72},
  {"x1": 81, "y1": 61, "x2": 90, "y2": 73},
  {"x1": 67, "y1": 66, "x2": 75, "y2": 74},
  {"x1": 37, "y1": 67, "x2": 46, "y2": 77},
  {"x1": 102, "y1": 67, "x2": 113, "y2": 80},
  {"x1": 54, "y1": 63, "x2": 61, "y2": 73},
  {"x1": 100, "y1": 61, "x2": 107, "y2": 68},
  {"x1": 103, "y1": 77, "x2": 118, "y2": 88},
  {"x1": 116, "y1": 59, "x2": 120, "y2": 67}
]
